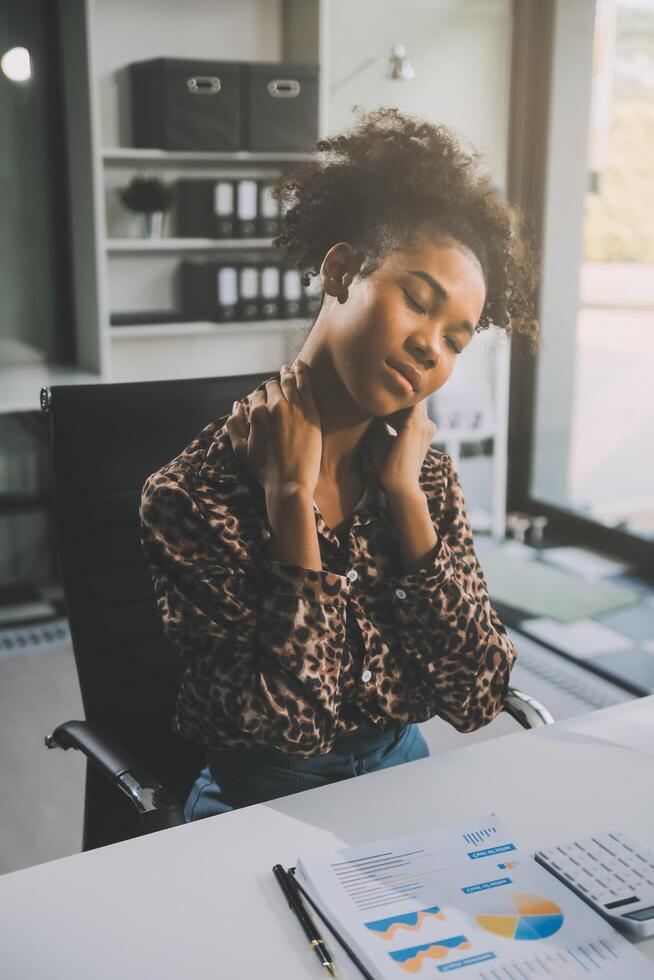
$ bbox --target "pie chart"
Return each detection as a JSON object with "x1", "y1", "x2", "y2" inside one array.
[{"x1": 476, "y1": 893, "x2": 564, "y2": 941}]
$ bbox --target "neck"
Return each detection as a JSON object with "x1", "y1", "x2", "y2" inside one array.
[{"x1": 297, "y1": 329, "x2": 373, "y2": 482}]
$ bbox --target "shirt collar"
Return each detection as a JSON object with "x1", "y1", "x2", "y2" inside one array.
[{"x1": 199, "y1": 375, "x2": 388, "y2": 524}]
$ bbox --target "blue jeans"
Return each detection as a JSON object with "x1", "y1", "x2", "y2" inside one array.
[{"x1": 184, "y1": 722, "x2": 429, "y2": 821}]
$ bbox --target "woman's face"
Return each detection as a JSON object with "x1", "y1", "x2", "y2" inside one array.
[{"x1": 327, "y1": 235, "x2": 487, "y2": 418}]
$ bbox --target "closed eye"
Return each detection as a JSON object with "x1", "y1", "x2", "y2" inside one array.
[
  {"x1": 401, "y1": 289, "x2": 462, "y2": 354},
  {"x1": 402, "y1": 288, "x2": 425, "y2": 315}
]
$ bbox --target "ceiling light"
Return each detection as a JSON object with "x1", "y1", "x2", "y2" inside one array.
[{"x1": 1, "y1": 47, "x2": 32, "y2": 83}]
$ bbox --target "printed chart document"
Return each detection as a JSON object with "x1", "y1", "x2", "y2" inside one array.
[{"x1": 295, "y1": 814, "x2": 654, "y2": 979}]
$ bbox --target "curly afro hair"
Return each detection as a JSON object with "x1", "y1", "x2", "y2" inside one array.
[{"x1": 272, "y1": 107, "x2": 539, "y2": 355}]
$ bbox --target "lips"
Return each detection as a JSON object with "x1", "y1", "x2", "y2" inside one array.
[{"x1": 386, "y1": 359, "x2": 422, "y2": 392}]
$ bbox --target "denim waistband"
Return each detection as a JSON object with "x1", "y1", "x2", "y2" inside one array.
[
  {"x1": 208, "y1": 721, "x2": 406, "y2": 770},
  {"x1": 331, "y1": 720, "x2": 405, "y2": 754}
]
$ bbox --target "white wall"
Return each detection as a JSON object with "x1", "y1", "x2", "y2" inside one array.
[
  {"x1": 325, "y1": 0, "x2": 511, "y2": 188},
  {"x1": 92, "y1": 0, "x2": 282, "y2": 146}
]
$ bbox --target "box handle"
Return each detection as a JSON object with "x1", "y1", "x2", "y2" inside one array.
[
  {"x1": 186, "y1": 76, "x2": 222, "y2": 95},
  {"x1": 267, "y1": 79, "x2": 301, "y2": 99}
]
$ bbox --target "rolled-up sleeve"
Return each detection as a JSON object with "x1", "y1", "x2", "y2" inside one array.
[
  {"x1": 388, "y1": 452, "x2": 517, "y2": 732},
  {"x1": 139, "y1": 475, "x2": 351, "y2": 755}
]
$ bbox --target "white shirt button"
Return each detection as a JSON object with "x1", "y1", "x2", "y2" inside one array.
[
  {"x1": 395, "y1": 588, "x2": 406, "y2": 599},
  {"x1": 347, "y1": 569, "x2": 358, "y2": 582},
  {"x1": 361, "y1": 670, "x2": 372, "y2": 683}
]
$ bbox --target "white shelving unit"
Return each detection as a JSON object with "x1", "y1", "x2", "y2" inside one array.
[
  {"x1": 109, "y1": 319, "x2": 308, "y2": 340},
  {"x1": 105, "y1": 237, "x2": 277, "y2": 253},
  {"x1": 53, "y1": 0, "x2": 323, "y2": 387},
  {"x1": 102, "y1": 148, "x2": 314, "y2": 166},
  {"x1": 101, "y1": 143, "x2": 319, "y2": 382}
]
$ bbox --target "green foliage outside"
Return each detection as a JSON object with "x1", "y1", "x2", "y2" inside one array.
[
  {"x1": 584, "y1": 99, "x2": 654, "y2": 262},
  {"x1": 584, "y1": 6, "x2": 654, "y2": 263}
]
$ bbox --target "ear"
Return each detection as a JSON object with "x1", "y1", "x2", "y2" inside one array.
[{"x1": 320, "y1": 243, "x2": 364, "y2": 300}]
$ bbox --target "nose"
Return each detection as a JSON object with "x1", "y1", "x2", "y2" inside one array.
[{"x1": 410, "y1": 328, "x2": 442, "y2": 370}]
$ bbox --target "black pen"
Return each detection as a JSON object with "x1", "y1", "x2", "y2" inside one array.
[{"x1": 272, "y1": 864, "x2": 338, "y2": 976}]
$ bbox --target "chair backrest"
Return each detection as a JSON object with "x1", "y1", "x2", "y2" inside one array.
[{"x1": 45, "y1": 372, "x2": 272, "y2": 849}]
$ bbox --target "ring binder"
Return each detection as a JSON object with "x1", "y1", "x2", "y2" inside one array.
[
  {"x1": 261, "y1": 266, "x2": 281, "y2": 319},
  {"x1": 257, "y1": 181, "x2": 281, "y2": 238},
  {"x1": 236, "y1": 180, "x2": 258, "y2": 238},
  {"x1": 282, "y1": 268, "x2": 303, "y2": 319},
  {"x1": 239, "y1": 264, "x2": 260, "y2": 319},
  {"x1": 176, "y1": 179, "x2": 236, "y2": 238}
]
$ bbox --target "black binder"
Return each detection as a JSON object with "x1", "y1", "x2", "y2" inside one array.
[
  {"x1": 215, "y1": 265, "x2": 239, "y2": 321},
  {"x1": 214, "y1": 181, "x2": 237, "y2": 238},
  {"x1": 176, "y1": 179, "x2": 236, "y2": 238},
  {"x1": 180, "y1": 261, "x2": 238, "y2": 321},
  {"x1": 281, "y1": 268, "x2": 303, "y2": 319},
  {"x1": 260, "y1": 265, "x2": 281, "y2": 319},
  {"x1": 236, "y1": 179, "x2": 258, "y2": 238},
  {"x1": 257, "y1": 180, "x2": 281, "y2": 238},
  {"x1": 238, "y1": 264, "x2": 260, "y2": 319}
]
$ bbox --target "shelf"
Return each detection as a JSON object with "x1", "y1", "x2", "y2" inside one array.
[
  {"x1": 110, "y1": 319, "x2": 309, "y2": 339},
  {"x1": 106, "y1": 238, "x2": 274, "y2": 253},
  {"x1": 102, "y1": 148, "x2": 314, "y2": 166}
]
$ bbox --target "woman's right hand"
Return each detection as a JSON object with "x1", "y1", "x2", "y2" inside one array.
[{"x1": 226, "y1": 359, "x2": 323, "y2": 499}]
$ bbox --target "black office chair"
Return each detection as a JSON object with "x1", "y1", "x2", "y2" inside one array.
[{"x1": 41, "y1": 375, "x2": 554, "y2": 851}]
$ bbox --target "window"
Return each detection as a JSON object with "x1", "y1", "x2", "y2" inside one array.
[{"x1": 514, "y1": 0, "x2": 654, "y2": 563}]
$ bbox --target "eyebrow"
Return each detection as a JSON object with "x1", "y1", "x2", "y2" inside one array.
[{"x1": 407, "y1": 270, "x2": 475, "y2": 337}]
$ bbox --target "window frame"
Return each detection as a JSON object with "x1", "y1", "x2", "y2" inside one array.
[{"x1": 505, "y1": 0, "x2": 654, "y2": 577}]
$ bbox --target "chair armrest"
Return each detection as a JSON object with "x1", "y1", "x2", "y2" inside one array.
[
  {"x1": 502, "y1": 688, "x2": 555, "y2": 730},
  {"x1": 45, "y1": 720, "x2": 186, "y2": 832}
]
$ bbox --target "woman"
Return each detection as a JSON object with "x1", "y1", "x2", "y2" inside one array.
[{"x1": 139, "y1": 108, "x2": 539, "y2": 820}]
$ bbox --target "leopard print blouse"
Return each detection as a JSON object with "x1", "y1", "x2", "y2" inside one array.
[{"x1": 139, "y1": 379, "x2": 518, "y2": 758}]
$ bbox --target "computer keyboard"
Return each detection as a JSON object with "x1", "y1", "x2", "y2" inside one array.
[
  {"x1": 506, "y1": 629, "x2": 634, "y2": 719},
  {"x1": 419, "y1": 629, "x2": 634, "y2": 756},
  {"x1": 0, "y1": 618, "x2": 72, "y2": 657}
]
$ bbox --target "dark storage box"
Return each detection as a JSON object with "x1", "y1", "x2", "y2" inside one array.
[
  {"x1": 129, "y1": 58, "x2": 244, "y2": 151},
  {"x1": 176, "y1": 179, "x2": 236, "y2": 238},
  {"x1": 244, "y1": 63, "x2": 319, "y2": 152}
]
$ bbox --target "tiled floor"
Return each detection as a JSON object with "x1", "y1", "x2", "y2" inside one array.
[{"x1": 0, "y1": 642, "x2": 84, "y2": 876}]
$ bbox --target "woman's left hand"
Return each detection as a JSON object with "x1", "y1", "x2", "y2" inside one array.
[{"x1": 368, "y1": 402, "x2": 437, "y2": 497}]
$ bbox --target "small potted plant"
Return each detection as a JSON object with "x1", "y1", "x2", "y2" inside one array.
[{"x1": 120, "y1": 174, "x2": 173, "y2": 238}]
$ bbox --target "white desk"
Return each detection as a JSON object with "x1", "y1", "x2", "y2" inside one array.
[{"x1": 1, "y1": 698, "x2": 653, "y2": 979}]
